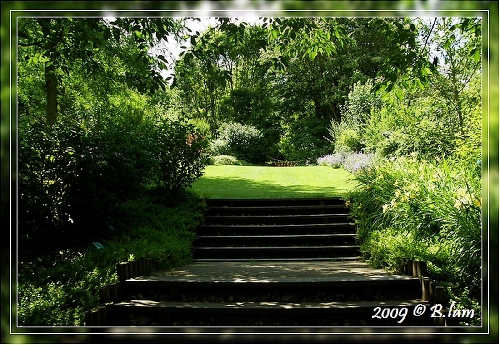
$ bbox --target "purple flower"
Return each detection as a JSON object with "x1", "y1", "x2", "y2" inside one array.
[
  {"x1": 317, "y1": 153, "x2": 346, "y2": 168},
  {"x1": 343, "y1": 152, "x2": 374, "y2": 173}
]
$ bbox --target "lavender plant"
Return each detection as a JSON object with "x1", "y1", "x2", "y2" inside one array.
[
  {"x1": 317, "y1": 152, "x2": 346, "y2": 168},
  {"x1": 342, "y1": 152, "x2": 375, "y2": 173}
]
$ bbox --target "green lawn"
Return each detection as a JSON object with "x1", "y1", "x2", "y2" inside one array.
[{"x1": 189, "y1": 165, "x2": 357, "y2": 199}]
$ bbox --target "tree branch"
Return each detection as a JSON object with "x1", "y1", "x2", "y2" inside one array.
[{"x1": 418, "y1": 18, "x2": 437, "y2": 60}]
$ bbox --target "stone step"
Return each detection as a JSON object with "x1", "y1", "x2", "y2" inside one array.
[
  {"x1": 109, "y1": 299, "x2": 432, "y2": 326},
  {"x1": 206, "y1": 204, "x2": 348, "y2": 216},
  {"x1": 205, "y1": 213, "x2": 351, "y2": 225},
  {"x1": 193, "y1": 233, "x2": 357, "y2": 247},
  {"x1": 197, "y1": 223, "x2": 356, "y2": 236},
  {"x1": 205, "y1": 197, "x2": 346, "y2": 208},
  {"x1": 192, "y1": 257, "x2": 363, "y2": 262},
  {"x1": 101, "y1": 261, "x2": 432, "y2": 326},
  {"x1": 193, "y1": 245, "x2": 360, "y2": 259}
]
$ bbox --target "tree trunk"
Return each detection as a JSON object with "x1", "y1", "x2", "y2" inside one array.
[
  {"x1": 45, "y1": 61, "x2": 58, "y2": 126},
  {"x1": 38, "y1": 18, "x2": 60, "y2": 126}
]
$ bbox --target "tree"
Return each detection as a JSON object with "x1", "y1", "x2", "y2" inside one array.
[
  {"x1": 425, "y1": 17, "x2": 481, "y2": 135},
  {"x1": 17, "y1": 17, "x2": 183, "y2": 126}
]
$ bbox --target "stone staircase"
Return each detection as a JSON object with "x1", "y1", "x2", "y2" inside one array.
[
  {"x1": 102, "y1": 198, "x2": 434, "y2": 327},
  {"x1": 193, "y1": 198, "x2": 360, "y2": 261}
]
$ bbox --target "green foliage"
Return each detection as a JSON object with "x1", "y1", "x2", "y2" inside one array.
[
  {"x1": 217, "y1": 122, "x2": 269, "y2": 164},
  {"x1": 278, "y1": 116, "x2": 333, "y2": 162},
  {"x1": 363, "y1": 90, "x2": 459, "y2": 159},
  {"x1": 349, "y1": 156, "x2": 481, "y2": 304},
  {"x1": 18, "y1": 191, "x2": 204, "y2": 326},
  {"x1": 18, "y1": 17, "x2": 184, "y2": 125},
  {"x1": 335, "y1": 128, "x2": 364, "y2": 153},
  {"x1": 210, "y1": 138, "x2": 232, "y2": 156},
  {"x1": 153, "y1": 118, "x2": 210, "y2": 199},
  {"x1": 209, "y1": 155, "x2": 252, "y2": 166},
  {"x1": 18, "y1": 116, "x2": 153, "y2": 253},
  {"x1": 328, "y1": 80, "x2": 381, "y2": 153}
]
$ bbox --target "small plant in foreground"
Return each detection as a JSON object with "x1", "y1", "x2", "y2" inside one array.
[
  {"x1": 18, "y1": 191, "x2": 204, "y2": 326},
  {"x1": 349, "y1": 155, "x2": 481, "y2": 322}
]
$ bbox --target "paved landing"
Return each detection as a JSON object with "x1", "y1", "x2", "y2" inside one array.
[{"x1": 129, "y1": 261, "x2": 414, "y2": 283}]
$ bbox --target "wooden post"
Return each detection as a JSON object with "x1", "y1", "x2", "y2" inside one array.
[
  {"x1": 406, "y1": 259, "x2": 414, "y2": 276},
  {"x1": 98, "y1": 306, "x2": 107, "y2": 325},
  {"x1": 435, "y1": 314, "x2": 446, "y2": 326},
  {"x1": 434, "y1": 285, "x2": 444, "y2": 305},
  {"x1": 146, "y1": 258, "x2": 152, "y2": 274},
  {"x1": 117, "y1": 262, "x2": 129, "y2": 283},
  {"x1": 429, "y1": 280, "x2": 436, "y2": 305},
  {"x1": 137, "y1": 258, "x2": 142, "y2": 276},
  {"x1": 402, "y1": 257, "x2": 409, "y2": 274},
  {"x1": 433, "y1": 285, "x2": 445, "y2": 326},
  {"x1": 85, "y1": 312, "x2": 93, "y2": 326},
  {"x1": 140, "y1": 258, "x2": 145, "y2": 276},
  {"x1": 109, "y1": 283, "x2": 118, "y2": 302},
  {"x1": 416, "y1": 261, "x2": 427, "y2": 277},
  {"x1": 131, "y1": 260, "x2": 137, "y2": 277},
  {"x1": 128, "y1": 261, "x2": 134, "y2": 279},
  {"x1": 421, "y1": 277, "x2": 430, "y2": 301},
  {"x1": 412, "y1": 260, "x2": 418, "y2": 277},
  {"x1": 92, "y1": 309, "x2": 100, "y2": 326},
  {"x1": 99, "y1": 286, "x2": 110, "y2": 304}
]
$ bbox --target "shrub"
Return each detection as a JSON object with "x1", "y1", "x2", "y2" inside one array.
[
  {"x1": 152, "y1": 118, "x2": 210, "y2": 200},
  {"x1": 18, "y1": 117, "x2": 154, "y2": 254},
  {"x1": 335, "y1": 128, "x2": 364, "y2": 153},
  {"x1": 342, "y1": 152, "x2": 375, "y2": 173},
  {"x1": 362, "y1": 90, "x2": 458, "y2": 159},
  {"x1": 218, "y1": 122, "x2": 268, "y2": 164},
  {"x1": 278, "y1": 117, "x2": 333, "y2": 162},
  {"x1": 317, "y1": 152, "x2": 346, "y2": 168},
  {"x1": 210, "y1": 138, "x2": 231, "y2": 156},
  {"x1": 328, "y1": 80, "x2": 381, "y2": 153},
  {"x1": 349, "y1": 156, "x2": 481, "y2": 311},
  {"x1": 210, "y1": 155, "x2": 251, "y2": 166},
  {"x1": 18, "y1": 191, "x2": 204, "y2": 326}
]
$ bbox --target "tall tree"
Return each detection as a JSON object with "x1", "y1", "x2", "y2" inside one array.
[
  {"x1": 425, "y1": 17, "x2": 481, "y2": 135},
  {"x1": 17, "y1": 17, "x2": 183, "y2": 126}
]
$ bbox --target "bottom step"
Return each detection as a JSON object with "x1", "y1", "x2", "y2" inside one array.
[
  {"x1": 193, "y1": 257, "x2": 363, "y2": 262},
  {"x1": 110, "y1": 299, "x2": 432, "y2": 326}
]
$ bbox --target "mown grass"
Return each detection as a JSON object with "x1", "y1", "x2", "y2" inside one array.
[{"x1": 189, "y1": 165, "x2": 357, "y2": 199}]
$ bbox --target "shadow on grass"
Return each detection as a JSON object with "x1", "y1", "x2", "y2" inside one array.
[{"x1": 190, "y1": 175, "x2": 351, "y2": 199}]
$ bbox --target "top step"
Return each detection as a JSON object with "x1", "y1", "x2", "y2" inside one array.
[{"x1": 205, "y1": 197, "x2": 347, "y2": 208}]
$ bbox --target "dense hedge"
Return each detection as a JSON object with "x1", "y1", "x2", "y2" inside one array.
[{"x1": 18, "y1": 115, "x2": 209, "y2": 256}]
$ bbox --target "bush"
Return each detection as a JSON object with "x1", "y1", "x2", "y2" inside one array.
[
  {"x1": 342, "y1": 152, "x2": 375, "y2": 173},
  {"x1": 210, "y1": 155, "x2": 251, "y2": 166},
  {"x1": 362, "y1": 90, "x2": 457, "y2": 159},
  {"x1": 335, "y1": 128, "x2": 364, "y2": 152},
  {"x1": 210, "y1": 138, "x2": 231, "y2": 156},
  {"x1": 152, "y1": 118, "x2": 210, "y2": 201},
  {"x1": 278, "y1": 117, "x2": 333, "y2": 162},
  {"x1": 328, "y1": 80, "x2": 381, "y2": 153},
  {"x1": 349, "y1": 156, "x2": 481, "y2": 311},
  {"x1": 18, "y1": 117, "x2": 154, "y2": 254},
  {"x1": 317, "y1": 152, "x2": 347, "y2": 168},
  {"x1": 217, "y1": 122, "x2": 268, "y2": 164},
  {"x1": 18, "y1": 191, "x2": 204, "y2": 326}
]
